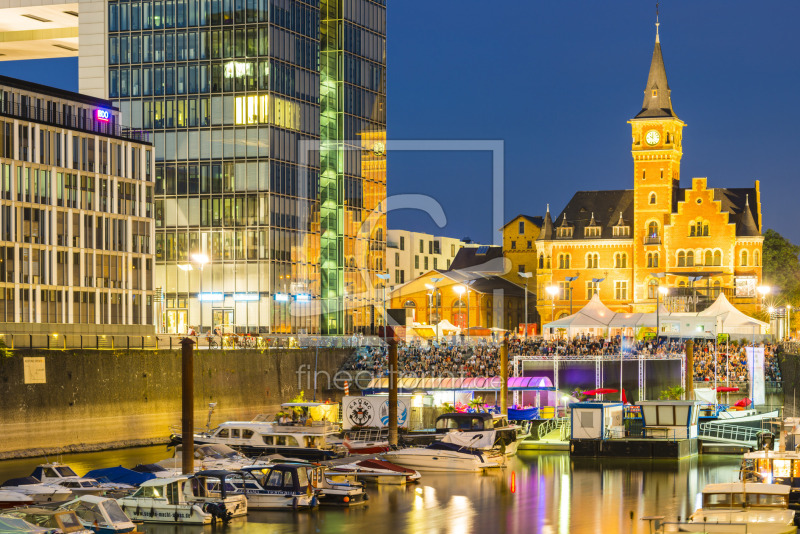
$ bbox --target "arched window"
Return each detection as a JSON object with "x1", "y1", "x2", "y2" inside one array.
[
  {"x1": 403, "y1": 300, "x2": 416, "y2": 308},
  {"x1": 704, "y1": 250, "x2": 713, "y2": 266},
  {"x1": 558, "y1": 254, "x2": 571, "y2": 269},
  {"x1": 647, "y1": 221, "x2": 659, "y2": 237},
  {"x1": 647, "y1": 253, "x2": 653, "y2": 268},
  {"x1": 538, "y1": 254, "x2": 544, "y2": 269},
  {"x1": 648, "y1": 279, "x2": 658, "y2": 299},
  {"x1": 713, "y1": 280, "x2": 722, "y2": 298},
  {"x1": 653, "y1": 252, "x2": 659, "y2": 268},
  {"x1": 678, "y1": 281, "x2": 686, "y2": 288},
  {"x1": 614, "y1": 253, "x2": 627, "y2": 268},
  {"x1": 687, "y1": 251, "x2": 695, "y2": 267},
  {"x1": 586, "y1": 253, "x2": 598, "y2": 269},
  {"x1": 754, "y1": 250, "x2": 760, "y2": 266},
  {"x1": 713, "y1": 250, "x2": 722, "y2": 266},
  {"x1": 649, "y1": 192, "x2": 656, "y2": 205},
  {"x1": 546, "y1": 256, "x2": 551, "y2": 269},
  {"x1": 678, "y1": 251, "x2": 686, "y2": 267},
  {"x1": 741, "y1": 250, "x2": 748, "y2": 267}
]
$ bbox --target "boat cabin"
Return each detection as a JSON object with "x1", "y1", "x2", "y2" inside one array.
[
  {"x1": 30, "y1": 464, "x2": 79, "y2": 481},
  {"x1": 8, "y1": 510, "x2": 93, "y2": 534},
  {"x1": 434, "y1": 413, "x2": 509, "y2": 433},
  {"x1": 700, "y1": 483, "x2": 790, "y2": 509},
  {"x1": 570, "y1": 402, "x2": 624, "y2": 440},
  {"x1": 60, "y1": 496, "x2": 135, "y2": 533},
  {"x1": 237, "y1": 465, "x2": 311, "y2": 495},
  {"x1": 742, "y1": 450, "x2": 800, "y2": 487}
]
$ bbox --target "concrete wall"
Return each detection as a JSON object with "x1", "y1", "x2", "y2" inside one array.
[{"x1": 0, "y1": 348, "x2": 351, "y2": 459}]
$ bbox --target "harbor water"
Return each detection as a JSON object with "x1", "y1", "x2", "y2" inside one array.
[{"x1": 0, "y1": 446, "x2": 746, "y2": 533}]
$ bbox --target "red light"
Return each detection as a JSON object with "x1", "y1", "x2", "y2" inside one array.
[{"x1": 511, "y1": 471, "x2": 516, "y2": 493}]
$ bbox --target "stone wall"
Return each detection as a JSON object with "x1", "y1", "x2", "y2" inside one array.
[{"x1": 0, "y1": 348, "x2": 351, "y2": 459}]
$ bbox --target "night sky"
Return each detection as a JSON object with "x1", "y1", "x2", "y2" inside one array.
[{"x1": 1, "y1": 1, "x2": 798, "y2": 246}]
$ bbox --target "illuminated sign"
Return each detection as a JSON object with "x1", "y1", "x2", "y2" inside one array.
[
  {"x1": 95, "y1": 109, "x2": 111, "y2": 122},
  {"x1": 233, "y1": 293, "x2": 259, "y2": 301},
  {"x1": 198, "y1": 292, "x2": 224, "y2": 302},
  {"x1": 294, "y1": 293, "x2": 311, "y2": 302},
  {"x1": 273, "y1": 293, "x2": 289, "y2": 302}
]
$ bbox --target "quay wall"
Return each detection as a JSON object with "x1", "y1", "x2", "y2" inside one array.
[{"x1": 0, "y1": 348, "x2": 352, "y2": 459}]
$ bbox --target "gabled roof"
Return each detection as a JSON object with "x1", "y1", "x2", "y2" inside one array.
[
  {"x1": 538, "y1": 206, "x2": 554, "y2": 241},
  {"x1": 713, "y1": 187, "x2": 761, "y2": 236},
  {"x1": 447, "y1": 245, "x2": 507, "y2": 273},
  {"x1": 546, "y1": 190, "x2": 634, "y2": 241},
  {"x1": 634, "y1": 29, "x2": 676, "y2": 119},
  {"x1": 502, "y1": 214, "x2": 544, "y2": 230}
]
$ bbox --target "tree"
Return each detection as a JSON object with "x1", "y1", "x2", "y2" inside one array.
[{"x1": 762, "y1": 229, "x2": 800, "y2": 334}]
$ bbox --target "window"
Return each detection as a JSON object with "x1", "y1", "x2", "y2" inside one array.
[
  {"x1": 414, "y1": 255, "x2": 419, "y2": 269},
  {"x1": 395, "y1": 252, "x2": 400, "y2": 266},
  {"x1": 649, "y1": 192, "x2": 656, "y2": 204},
  {"x1": 510, "y1": 240, "x2": 516, "y2": 250},
  {"x1": 712, "y1": 280, "x2": 722, "y2": 297},
  {"x1": 433, "y1": 258, "x2": 438, "y2": 270},
  {"x1": 399, "y1": 236, "x2": 404, "y2": 250},
  {"x1": 714, "y1": 250, "x2": 722, "y2": 266},
  {"x1": 527, "y1": 240, "x2": 532, "y2": 249},
  {"x1": 558, "y1": 281, "x2": 571, "y2": 300},
  {"x1": 546, "y1": 256, "x2": 551, "y2": 269},
  {"x1": 419, "y1": 240, "x2": 423, "y2": 253},
  {"x1": 586, "y1": 253, "x2": 599, "y2": 269},
  {"x1": 741, "y1": 250, "x2": 748, "y2": 267},
  {"x1": 424, "y1": 257, "x2": 428, "y2": 270},
  {"x1": 428, "y1": 241, "x2": 433, "y2": 254},
  {"x1": 646, "y1": 279, "x2": 658, "y2": 299},
  {"x1": 615, "y1": 281, "x2": 628, "y2": 300},
  {"x1": 538, "y1": 254, "x2": 545, "y2": 269},
  {"x1": 647, "y1": 221, "x2": 659, "y2": 237},
  {"x1": 613, "y1": 225, "x2": 630, "y2": 237},
  {"x1": 678, "y1": 251, "x2": 686, "y2": 267},
  {"x1": 558, "y1": 254, "x2": 571, "y2": 269},
  {"x1": 690, "y1": 220, "x2": 710, "y2": 237},
  {"x1": 403, "y1": 299, "x2": 415, "y2": 308},
  {"x1": 584, "y1": 226, "x2": 600, "y2": 237},
  {"x1": 614, "y1": 253, "x2": 628, "y2": 268},
  {"x1": 451, "y1": 244, "x2": 455, "y2": 256},
  {"x1": 754, "y1": 250, "x2": 760, "y2": 266},
  {"x1": 647, "y1": 252, "x2": 659, "y2": 268},
  {"x1": 687, "y1": 251, "x2": 695, "y2": 267},
  {"x1": 518, "y1": 264, "x2": 526, "y2": 273},
  {"x1": 519, "y1": 221, "x2": 525, "y2": 234},
  {"x1": 586, "y1": 281, "x2": 599, "y2": 298}
]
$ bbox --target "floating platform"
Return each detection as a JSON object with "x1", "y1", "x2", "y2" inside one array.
[
  {"x1": 570, "y1": 438, "x2": 698, "y2": 459},
  {"x1": 699, "y1": 441, "x2": 752, "y2": 455},
  {"x1": 518, "y1": 439, "x2": 569, "y2": 452}
]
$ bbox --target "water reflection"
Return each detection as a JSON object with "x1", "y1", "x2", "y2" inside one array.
[{"x1": 0, "y1": 447, "x2": 744, "y2": 534}]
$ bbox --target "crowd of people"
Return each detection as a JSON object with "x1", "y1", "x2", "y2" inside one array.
[{"x1": 341, "y1": 336, "x2": 783, "y2": 385}]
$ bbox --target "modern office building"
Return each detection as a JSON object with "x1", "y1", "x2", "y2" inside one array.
[
  {"x1": 0, "y1": 74, "x2": 154, "y2": 335},
  {"x1": 0, "y1": 0, "x2": 387, "y2": 335}
]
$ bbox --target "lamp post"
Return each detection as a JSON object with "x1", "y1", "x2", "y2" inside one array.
[
  {"x1": 757, "y1": 285, "x2": 770, "y2": 313},
  {"x1": 376, "y1": 273, "x2": 390, "y2": 344},
  {"x1": 190, "y1": 253, "x2": 209, "y2": 334},
  {"x1": 545, "y1": 285, "x2": 559, "y2": 339},
  {"x1": 518, "y1": 272, "x2": 532, "y2": 340},
  {"x1": 178, "y1": 264, "x2": 193, "y2": 334},
  {"x1": 425, "y1": 277, "x2": 443, "y2": 341},
  {"x1": 454, "y1": 285, "x2": 466, "y2": 334},
  {"x1": 657, "y1": 286, "x2": 669, "y2": 339},
  {"x1": 788, "y1": 304, "x2": 793, "y2": 340},
  {"x1": 565, "y1": 275, "x2": 579, "y2": 315}
]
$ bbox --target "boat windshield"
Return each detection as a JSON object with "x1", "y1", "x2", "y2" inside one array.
[
  {"x1": 55, "y1": 467, "x2": 78, "y2": 477},
  {"x1": 703, "y1": 493, "x2": 744, "y2": 508},
  {"x1": 296, "y1": 468, "x2": 309, "y2": 488},
  {"x1": 745, "y1": 493, "x2": 787, "y2": 507},
  {"x1": 102, "y1": 500, "x2": 131, "y2": 523},
  {"x1": 435, "y1": 417, "x2": 489, "y2": 431}
]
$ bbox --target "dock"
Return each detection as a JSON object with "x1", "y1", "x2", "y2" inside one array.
[{"x1": 570, "y1": 438, "x2": 698, "y2": 459}]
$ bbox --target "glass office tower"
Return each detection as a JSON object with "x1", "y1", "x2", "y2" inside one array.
[{"x1": 106, "y1": 0, "x2": 385, "y2": 334}]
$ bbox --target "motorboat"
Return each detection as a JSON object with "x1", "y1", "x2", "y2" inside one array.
[
  {"x1": 1, "y1": 477, "x2": 72, "y2": 504},
  {"x1": 339, "y1": 429, "x2": 391, "y2": 455},
  {"x1": 0, "y1": 515, "x2": 54, "y2": 534},
  {"x1": 129, "y1": 465, "x2": 174, "y2": 479},
  {"x1": 304, "y1": 463, "x2": 367, "y2": 507},
  {"x1": 117, "y1": 475, "x2": 246, "y2": 524},
  {"x1": 685, "y1": 482, "x2": 796, "y2": 533},
  {"x1": 214, "y1": 467, "x2": 318, "y2": 510},
  {"x1": 58, "y1": 496, "x2": 136, "y2": 534},
  {"x1": 328, "y1": 459, "x2": 421, "y2": 485},
  {"x1": 170, "y1": 419, "x2": 343, "y2": 461},
  {"x1": 435, "y1": 413, "x2": 524, "y2": 456},
  {"x1": 5, "y1": 509, "x2": 94, "y2": 534},
  {"x1": 0, "y1": 491, "x2": 32, "y2": 509},
  {"x1": 741, "y1": 449, "x2": 800, "y2": 508},
  {"x1": 28, "y1": 464, "x2": 132, "y2": 496},
  {"x1": 382, "y1": 442, "x2": 503, "y2": 472}
]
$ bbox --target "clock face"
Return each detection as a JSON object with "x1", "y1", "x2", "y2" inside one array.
[{"x1": 645, "y1": 130, "x2": 660, "y2": 146}]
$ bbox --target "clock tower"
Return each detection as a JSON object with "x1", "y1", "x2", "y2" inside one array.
[{"x1": 629, "y1": 23, "x2": 685, "y2": 302}]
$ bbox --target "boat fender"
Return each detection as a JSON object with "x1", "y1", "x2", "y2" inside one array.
[
  {"x1": 292, "y1": 497, "x2": 298, "y2": 510},
  {"x1": 150, "y1": 507, "x2": 155, "y2": 518},
  {"x1": 364, "y1": 492, "x2": 369, "y2": 501},
  {"x1": 310, "y1": 496, "x2": 318, "y2": 507},
  {"x1": 343, "y1": 496, "x2": 350, "y2": 503},
  {"x1": 173, "y1": 510, "x2": 179, "y2": 522}
]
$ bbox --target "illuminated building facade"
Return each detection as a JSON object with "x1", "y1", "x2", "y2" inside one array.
[
  {"x1": 536, "y1": 26, "x2": 763, "y2": 323},
  {"x1": 0, "y1": 74, "x2": 154, "y2": 335},
  {"x1": 99, "y1": 0, "x2": 385, "y2": 334}
]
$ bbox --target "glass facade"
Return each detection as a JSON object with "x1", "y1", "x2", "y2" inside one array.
[{"x1": 107, "y1": 0, "x2": 385, "y2": 334}]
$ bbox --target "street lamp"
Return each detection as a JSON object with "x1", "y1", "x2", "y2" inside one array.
[
  {"x1": 545, "y1": 285, "x2": 559, "y2": 338},
  {"x1": 757, "y1": 285, "x2": 770, "y2": 312},
  {"x1": 518, "y1": 272, "x2": 532, "y2": 340},
  {"x1": 565, "y1": 275, "x2": 579, "y2": 314},
  {"x1": 191, "y1": 253, "x2": 210, "y2": 334},
  {"x1": 178, "y1": 264, "x2": 193, "y2": 334},
  {"x1": 376, "y1": 273, "x2": 390, "y2": 344}
]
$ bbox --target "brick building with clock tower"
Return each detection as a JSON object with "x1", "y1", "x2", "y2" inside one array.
[{"x1": 535, "y1": 24, "x2": 764, "y2": 324}]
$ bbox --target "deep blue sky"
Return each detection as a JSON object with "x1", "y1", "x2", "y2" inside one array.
[{"x1": 1, "y1": 1, "x2": 798, "y2": 246}]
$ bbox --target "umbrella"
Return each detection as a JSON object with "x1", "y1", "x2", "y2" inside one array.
[
  {"x1": 582, "y1": 388, "x2": 619, "y2": 396},
  {"x1": 715, "y1": 386, "x2": 739, "y2": 393},
  {"x1": 734, "y1": 398, "x2": 752, "y2": 408}
]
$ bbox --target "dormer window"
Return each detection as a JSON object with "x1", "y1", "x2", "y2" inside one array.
[
  {"x1": 584, "y1": 226, "x2": 600, "y2": 238},
  {"x1": 612, "y1": 212, "x2": 630, "y2": 237},
  {"x1": 652, "y1": 89, "x2": 658, "y2": 97},
  {"x1": 556, "y1": 226, "x2": 573, "y2": 238}
]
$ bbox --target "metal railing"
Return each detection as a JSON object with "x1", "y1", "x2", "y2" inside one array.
[
  {"x1": 537, "y1": 417, "x2": 569, "y2": 440},
  {"x1": 698, "y1": 422, "x2": 762, "y2": 446}
]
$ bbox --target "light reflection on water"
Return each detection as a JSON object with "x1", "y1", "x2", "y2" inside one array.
[{"x1": 0, "y1": 447, "x2": 743, "y2": 533}]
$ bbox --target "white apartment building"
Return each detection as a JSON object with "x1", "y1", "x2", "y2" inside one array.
[{"x1": 387, "y1": 230, "x2": 479, "y2": 290}]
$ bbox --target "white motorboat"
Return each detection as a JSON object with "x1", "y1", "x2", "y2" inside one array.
[
  {"x1": 217, "y1": 467, "x2": 318, "y2": 510},
  {"x1": 435, "y1": 413, "x2": 524, "y2": 456},
  {"x1": 0, "y1": 515, "x2": 54, "y2": 534},
  {"x1": 382, "y1": 442, "x2": 503, "y2": 472},
  {"x1": 685, "y1": 482, "x2": 796, "y2": 533},
  {"x1": 117, "y1": 475, "x2": 246, "y2": 524},
  {"x1": 1, "y1": 477, "x2": 72, "y2": 504},
  {"x1": 58, "y1": 495, "x2": 137, "y2": 534},
  {"x1": 328, "y1": 458, "x2": 421, "y2": 485},
  {"x1": 0, "y1": 490, "x2": 33, "y2": 509},
  {"x1": 5, "y1": 509, "x2": 94, "y2": 534},
  {"x1": 29, "y1": 464, "x2": 131, "y2": 496}
]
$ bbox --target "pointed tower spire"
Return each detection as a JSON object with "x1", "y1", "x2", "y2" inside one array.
[
  {"x1": 589, "y1": 212, "x2": 597, "y2": 226},
  {"x1": 738, "y1": 194, "x2": 760, "y2": 237},
  {"x1": 538, "y1": 205, "x2": 553, "y2": 241},
  {"x1": 635, "y1": 11, "x2": 676, "y2": 119}
]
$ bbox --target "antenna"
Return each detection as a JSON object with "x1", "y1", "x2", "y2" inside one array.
[{"x1": 655, "y1": 1, "x2": 661, "y2": 43}]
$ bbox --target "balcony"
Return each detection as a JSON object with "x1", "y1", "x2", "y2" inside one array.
[{"x1": 643, "y1": 235, "x2": 661, "y2": 245}]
